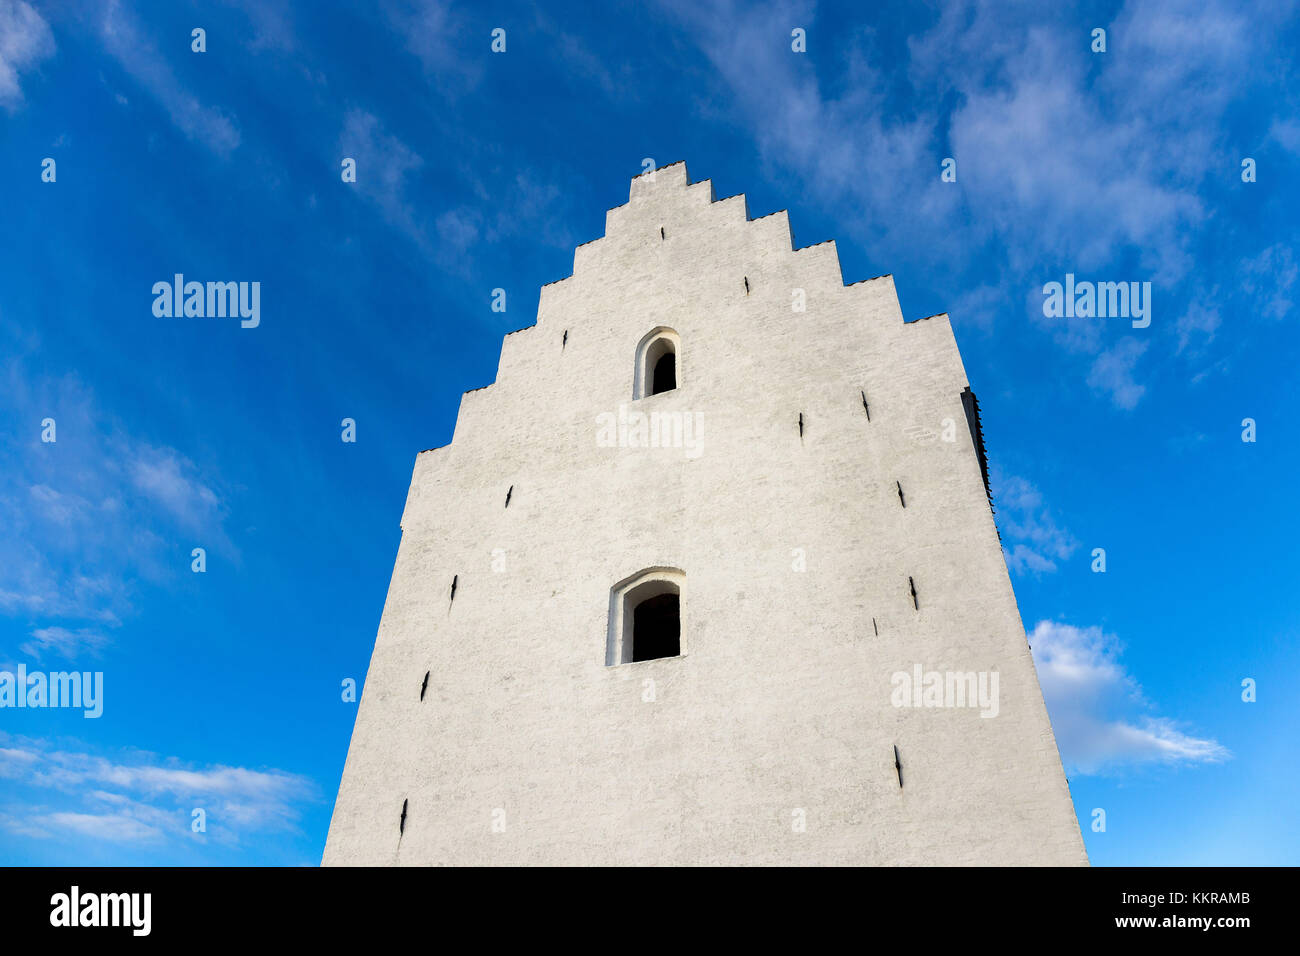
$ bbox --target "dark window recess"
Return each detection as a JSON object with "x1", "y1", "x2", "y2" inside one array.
[
  {"x1": 631, "y1": 593, "x2": 680, "y2": 662},
  {"x1": 652, "y1": 352, "x2": 676, "y2": 394}
]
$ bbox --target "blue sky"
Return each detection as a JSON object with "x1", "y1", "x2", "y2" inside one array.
[{"x1": 1, "y1": 0, "x2": 1297, "y2": 865}]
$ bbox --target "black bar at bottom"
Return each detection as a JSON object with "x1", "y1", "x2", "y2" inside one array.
[{"x1": 0, "y1": 866, "x2": 1280, "y2": 942}]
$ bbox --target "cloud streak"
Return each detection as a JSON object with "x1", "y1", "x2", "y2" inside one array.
[
  {"x1": 0, "y1": 737, "x2": 316, "y2": 846},
  {"x1": 992, "y1": 467, "x2": 1079, "y2": 575},
  {"x1": 20, "y1": 626, "x2": 109, "y2": 660},
  {"x1": 0, "y1": 357, "x2": 233, "y2": 652},
  {"x1": 659, "y1": 0, "x2": 1298, "y2": 409},
  {"x1": 1030, "y1": 620, "x2": 1229, "y2": 774},
  {"x1": 0, "y1": 0, "x2": 54, "y2": 111},
  {"x1": 339, "y1": 108, "x2": 428, "y2": 248},
  {"x1": 96, "y1": 0, "x2": 240, "y2": 155}
]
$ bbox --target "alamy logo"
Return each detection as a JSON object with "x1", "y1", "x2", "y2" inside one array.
[
  {"x1": 0, "y1": 665, "x2": 103, "y2": 718},
  {"x1": 1042, "y1": 273, "x2": 1150, "y2": 328},
  {"x1": 152, "y1": 274, "x2": 260, "y2": 328},
  {"x1": 596, "y1": 403, "x2": 703, "y2": 458},
  {"x1": 890, "y1": 663, "x2": 999, "y2": 718},
  {"x1": 50, "y1": 886, "x2": 151, "y2": 936}
]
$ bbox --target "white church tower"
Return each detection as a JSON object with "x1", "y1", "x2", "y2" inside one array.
[{"x1": 323, "y1": 163, "x2": 1088, "y2": 866}]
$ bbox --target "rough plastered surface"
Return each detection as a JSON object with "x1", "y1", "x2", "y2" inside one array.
[{"x1": 323, "y1": 163, "x2": 1088, "y2": 866}]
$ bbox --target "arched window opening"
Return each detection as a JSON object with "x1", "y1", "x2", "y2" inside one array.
[
  {"x1": 652, "y1": 351, "x2": 676, "y2": 394},
  {"x1": 633, "y1": 327, "x2": 681, "y2": 400},
  {"x1": 632, "y1": 592, "x2": 679, "y2": 661},
  {"x1": 606, "y1": 567, "x2": 684, "y2": 665}
]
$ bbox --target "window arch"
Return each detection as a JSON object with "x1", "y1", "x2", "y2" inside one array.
[
  {"x1": 633, "y1": 327, "x2": 680, "y2": 399},
  {"x1": 605, "y1": 567, "x2": 684, "y2": 665}
]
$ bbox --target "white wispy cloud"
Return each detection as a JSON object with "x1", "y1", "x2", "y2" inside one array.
[
  {"x1": 1270, "y1": 117, "x2": 1300, "y2": 156},
  {"x1": 0, "y1": 747, "x2": 39, "y2": 775},
  {"x1": 991, "y1": 467, "x2": 1078, "y2": 575},
  {"x1": 36, "y1": 811, "x2": 164, "y2": 843},
  {"x1": 339, "y1": 107, "x2": 427, "y2": 246},
  {"x1": 1030, "y1": 620, "x2": 1229, "y2": 774},
  {"x1": 220, "y1": 0, "x2": 296, "y2": 53},
  {"x1": 0, "y1": 0, "x2": 54, "y2": 110},
  {"x1": 96, "y1": 0, "x2": 240, "y2": 155},
  {"x1": 26, "y1": 484, "x2": 90, "y2": 525},
  {"x1": 1086, "y1": 337, "x2": 1149, "y2": 411},
  {"x1": 660, "y1": 0, "x2": 942, "y2": 239},
  {"x1": 381, "y1": 0, "x2": 483, "y2": 90},
  {"x1": 936, "y1": 12, "x2": 1201, "y2": 281},
  {"x1": 0, "y1": 737, "x2": 315, "y2": 845},
  {"x1": 20, "y1": 626, "x2": 109, "y2": 660},
  {"x1": 1240, "y1": 244, "x2": 1297, "y2": 321},
  {"x1": 1175, "y1": 298, "x2": 1222, "y2": 355},
  {"x1": 123, "y1": 443, "x2": 223, "y2": 533},
  {"x1": 659, "y1": 0, "x2": 1256, "y2": 278},
  {"x1": 0, "y1": 357, "x2": 232, "y2": 649},
  {"x1": 658, "y1": 0, "x2": 1296, "y2": 410}
]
